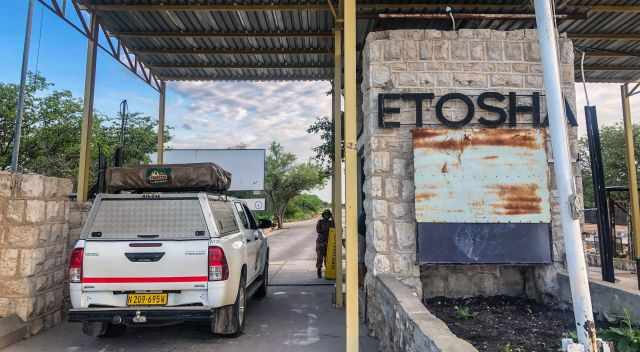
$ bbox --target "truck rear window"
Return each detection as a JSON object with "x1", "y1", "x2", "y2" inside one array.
[
  {"x1": 209, "y1": 201, "x2": 239, "y2": 236},
  {"x1": 84, "y1": 198, "x2": 209, "y2": 240}
]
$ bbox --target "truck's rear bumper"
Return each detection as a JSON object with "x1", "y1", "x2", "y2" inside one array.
[{"x1": 68, "y1": 307, "x2": 214, "y2": 323}]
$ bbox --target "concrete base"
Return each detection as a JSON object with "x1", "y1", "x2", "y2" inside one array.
[
  {"x1": 0, "y1": 315, "x2": 27, "y2": 349},
  {"x1": 558, "y1": 272, "x2": 640, "y2": 323}
]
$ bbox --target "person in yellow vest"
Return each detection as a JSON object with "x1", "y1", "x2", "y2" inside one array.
[{"x1": 315, "y1": 209, "x2": 334, "y2": 279}]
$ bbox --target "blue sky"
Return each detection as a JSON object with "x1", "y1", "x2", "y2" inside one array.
[
  {"x1": 0, "y1": 1, "x2": 162, "y2": 118},
  {"x1": 2, "y1": 2, "x2": 639, "y2": 202}
]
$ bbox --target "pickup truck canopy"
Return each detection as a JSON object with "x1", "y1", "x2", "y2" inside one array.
[{"x1": 106, "y1": 163, "x2": 232, "y2": 193}]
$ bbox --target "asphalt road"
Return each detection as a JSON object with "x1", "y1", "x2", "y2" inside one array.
[{"x1": 5, "y1": 219, "x2": 377, "y2": 352}]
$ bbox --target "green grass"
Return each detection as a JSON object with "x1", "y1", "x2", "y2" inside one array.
[{"x1": 454, "y1": 305, "x2": 474, "y2": 320}]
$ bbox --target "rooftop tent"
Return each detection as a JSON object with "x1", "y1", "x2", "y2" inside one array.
[{"x1": 106, "y1": 163, "x2": 232, "y2": 193}]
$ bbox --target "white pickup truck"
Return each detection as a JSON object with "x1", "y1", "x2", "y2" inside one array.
[{"x1": 68, "y1": 192, "x2": 270, "y2": 337}]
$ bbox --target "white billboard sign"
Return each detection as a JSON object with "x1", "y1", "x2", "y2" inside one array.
[
  {"x1": 151, "y1": 149, "x2": 265, "y2": 191},
  {"x1": 242, "y1": 198, "x2": 266, "y2": 211}
]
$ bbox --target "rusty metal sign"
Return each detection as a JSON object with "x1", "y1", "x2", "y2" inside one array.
[
  {"x1": 413, "y1": 128, "x2": 551, "y2": 223},
  {"x1": 413, "y1": 128, "x2": 552, "y2": 264}
]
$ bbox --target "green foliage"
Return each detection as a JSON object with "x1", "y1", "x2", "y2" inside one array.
[
  {"x1": 500, "y1": 342, "x2": 525, "y2": 352},
  {"x1": 0, "y1": 73, "x2": 81, "y2": 175},
  {"x1": 285, "y1": 194, "x2": 327, "y2": 221},
  {"x1": 454, "y1": 305, "x2": 474, "y2": 320},
  {"x1": 0, "y1": 73, "x2": 170, "y2": 184},
  {"x1": 564, "y1": 310, "x2": 640, "y2": 352},
  {"x1": 264, "y1": 141, "x2": 327, "y2": 229},
  {"x1": 579, "y1": 124, "x2": 640, "y2": 208},
  {"x1": 500, "y1": 343, "x2": 513, "y2": 352},
  {"x1": 600, "y1": 310, "x2": 640, "y2": 352},
  {"x1": 564, "y1": 329, "x2": 578, "y2": 342},
  {"x1": 306, "y1": 115, "x2": 342, "y2": 175}
]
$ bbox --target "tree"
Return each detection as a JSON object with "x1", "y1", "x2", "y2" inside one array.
[
  {"x1": 579, "y1": 123, "x2": 640, "y2": 208},
  {"x1": 94, "y1": 112, "x2": 171, "y2": 168},
  {"x1": 285, "y1": 193, "x2": 328, "y2": 221},
  {"x1": 0, "y1": 74, "x2": 54, "y2": 169},
  {"x1": 0, "y1": 73, "x2": 171, "y2": 183},
  {"x1": 306, "y1": 115, "x2": 343, "y2": 175},
  {"x1": 264, "y1": 142, "x2": 327, "y2": 229}
]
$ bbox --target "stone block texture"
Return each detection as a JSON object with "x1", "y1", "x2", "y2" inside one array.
[
  {"x1": 359, "y1": 29, "x2": 578, "y2": 304},
  {"x1": 367, "y1": 275, "x2": 477, "y2": 352},
  {"x1": 0, "y1": 172, "x2": 89, "y2": 336}
]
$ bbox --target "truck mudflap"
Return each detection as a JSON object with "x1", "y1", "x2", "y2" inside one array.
[{"x1": 68, "y1": 307, "x2": 215, "y2": 324}]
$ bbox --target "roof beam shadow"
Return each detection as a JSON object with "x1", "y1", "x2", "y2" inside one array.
[
  {"x1": 133, "y1": 48, "x2": 332, "y2": 55},
  {"x1": 112, "y1": 31, "x2": 334, "y2": 38},
  {"x1": 149, "y1": 63, "x2": 334, "y2": 69},
  {"x1": 568, "y1": 33, "x2": 640, "y2": 41},
  {"x1": 583, "y1": 65, "x2": 640, "y2": 72}
]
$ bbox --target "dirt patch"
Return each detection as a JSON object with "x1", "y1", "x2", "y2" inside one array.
[{"x1": 424, "y1": 296, "x2": 576, "y2": 352}]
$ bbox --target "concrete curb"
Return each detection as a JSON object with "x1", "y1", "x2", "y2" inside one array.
[
  {"x1": 0, "y1": 315, "x2": 27, "y2": 350},
  {"x1": 558, "y1": 272, "x2": 640, "y2": 323},
  {"x1": 371, "y1": 275, "x2": 478, "y2": 352}
]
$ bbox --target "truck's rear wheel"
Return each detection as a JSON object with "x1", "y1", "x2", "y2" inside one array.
[
  {"x1": 211, "y1": 272, "x2": 246, "y2": 337},
  {"x1": 233, "y1": 274, "x2": 247, "y2": 334},
  {"x1": 82, "y1": 322, "x2": 126, "y2": 338}
]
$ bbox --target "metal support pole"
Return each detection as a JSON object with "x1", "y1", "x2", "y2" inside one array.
[
  {"x1": 77, "y1": 12, "x2": 99, "y2": 203},
  {"x1": 157, "y1": 81, "x2": 166, "y2": 164},
  {"x1": 585, "y1": 106, "x2": 615, "y2": 283},
  {"x1": 621, "y1": 83, "x2": 640, "y2": 290},
  {"x1": 534, "y1": 1, "x2": 597, "y2": 350},
  {"x1": 11, "y1": 0, "x2": 35, "y2": 172},
  {"x1": 333, "y1": 26, "x2": 344, "y2": 308},
  {"x1": 343, "y1": 0, "x2": 358, "y2": 349}
]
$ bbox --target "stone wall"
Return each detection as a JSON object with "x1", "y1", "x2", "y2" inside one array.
[
  {"x1": 359, "y1": 28, "x2": 579, "y2": 303},
  {"x1": 367, "y1": 274, "x2": 477, "y2": 352},
  {"x1": 0, "y1": 172, "x2": 74, "y2": 335}
]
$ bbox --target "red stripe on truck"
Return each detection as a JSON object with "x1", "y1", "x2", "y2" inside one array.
[{"x1": 82, "y1": 276, "x2": 208, "y2": 283}]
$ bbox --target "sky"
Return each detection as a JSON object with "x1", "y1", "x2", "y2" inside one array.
[{"x1": 1, "y1": 2, "x2": 639, "y2": 202}]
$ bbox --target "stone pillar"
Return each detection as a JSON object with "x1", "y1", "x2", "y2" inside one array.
[
  {"x1": 359, "y1": 29, "x2": 578, "y2": 301},
  {"x1": 0, "y1": 172, "x2": 73, "y2": 335}
]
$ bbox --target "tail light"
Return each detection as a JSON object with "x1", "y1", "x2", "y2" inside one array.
[
  {"x1": 69, "y1": 248, "x2": 84, "y2": 283},
  {"x1": 208, "y1": 246, "x2": 229, "y2": 281}
]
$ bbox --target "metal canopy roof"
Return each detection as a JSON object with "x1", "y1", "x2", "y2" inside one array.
[{"x1": 70, "y1": 0, "x2": 640, "y2": 84}]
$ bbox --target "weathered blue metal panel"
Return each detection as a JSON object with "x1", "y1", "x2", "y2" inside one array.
[
  {"x1": 417, "y1": 223, "x2": 552, "y2": 264},
  {"x1": 413, "y1": 128, "x2": 552, "y2": 264},
  {"x1": 413, "y1": 128, "x2": 551, "y2": 224}
]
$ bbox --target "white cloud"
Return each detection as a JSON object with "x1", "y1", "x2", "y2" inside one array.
[
  {"x1": 165, "y1": 80, "x2": 334, "y2": 200},
  {"x1": 167, "y1": 80, "x2": 332, "y2": 161},
  {"x1": 575, "y1": 83, "x2": 640, "y2": 136}
]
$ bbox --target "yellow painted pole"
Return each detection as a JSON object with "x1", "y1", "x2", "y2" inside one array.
[
  {"x1": 621, "y1": 84, "x2": 640, "y2": 286},
  {"x1": 77, "y1": 13, "x2": 99, "y2": 203},
  {"x1": 333, "y1": 25, "x2": 344, "y2": 308},
  {"x1": 157, "y1": 81, "x2": 166, "y2": 164},
  {"x1": 343, "y1": 0, "x2": 359, "y2": 349}
]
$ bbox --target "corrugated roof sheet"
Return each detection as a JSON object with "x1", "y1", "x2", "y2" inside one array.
[{"x1": 80, "y1": 0, "x2": 640, "y2": 82}]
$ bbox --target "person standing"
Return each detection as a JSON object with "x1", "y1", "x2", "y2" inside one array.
[{"x1": 315, "y1": 209, "x2": 334, "y2": 279}]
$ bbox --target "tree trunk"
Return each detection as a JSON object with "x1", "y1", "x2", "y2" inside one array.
[{"x1": 275, "y1": 202, "x2": 290, "y2": 230}]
